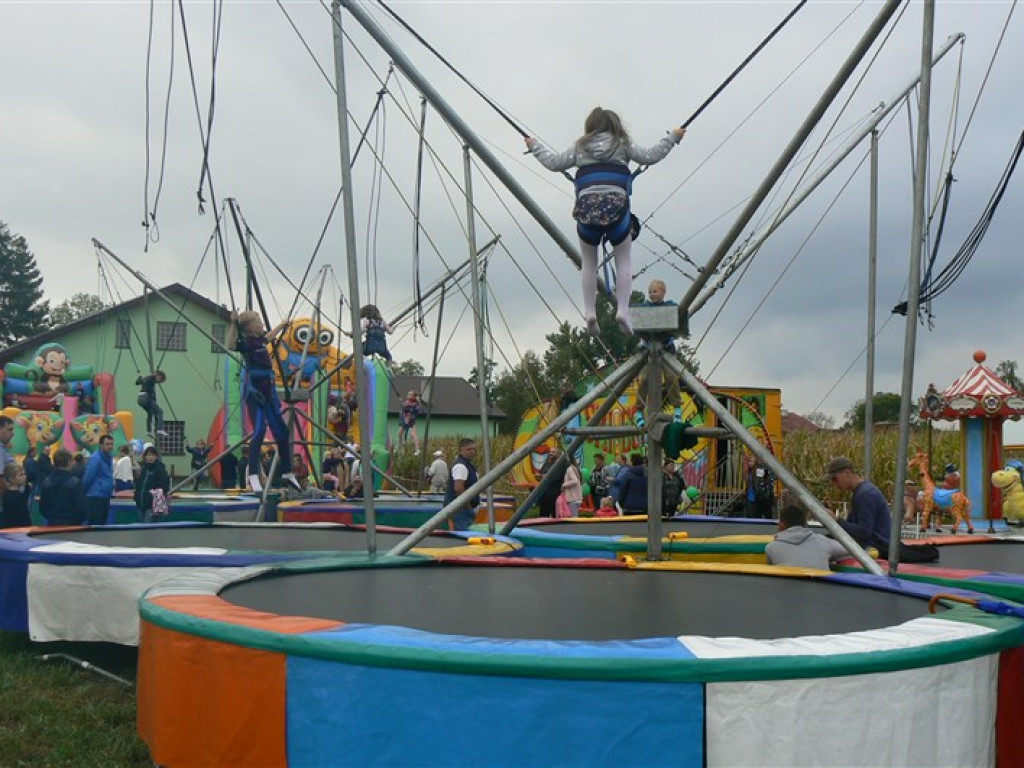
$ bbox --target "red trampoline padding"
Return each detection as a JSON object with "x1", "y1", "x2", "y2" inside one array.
[
  {"x1": 148, "y1": 594, "x2": 344, "y2": 632},
  {"x1": 997, "y1": 646, "x2": 1024, "y2": 767}
]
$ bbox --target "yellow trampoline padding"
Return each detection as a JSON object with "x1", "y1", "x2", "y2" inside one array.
[{"x1": 631, "y1": 560, "x2": 834, "y2": 577}]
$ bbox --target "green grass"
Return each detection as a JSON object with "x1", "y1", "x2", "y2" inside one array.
[{"x1": 0, "y1": 632, "x2": 150, "y2": 766}]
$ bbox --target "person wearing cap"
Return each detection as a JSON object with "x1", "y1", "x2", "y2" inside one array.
[
  {"x1": 766, "y1": 504, "x2": 850, "y2": 570},
  {"x1": 826, "y1": 456, "x2": 892, "y2": 552},
  {"x1": 426, "y1": 450, "x2": 449, "y2": 494}
]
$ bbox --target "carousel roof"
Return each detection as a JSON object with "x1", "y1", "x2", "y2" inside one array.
[{"x1": 919, "y1": 350, "x2": 1024, "y2": 420}]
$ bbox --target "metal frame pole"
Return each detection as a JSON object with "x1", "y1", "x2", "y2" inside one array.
[
  {"x1": 463, "y1": 146, "x2": 495, "y2": 531},
  {"x1": 331, "y1": 0, "x2": 376, "y2": 552},
  {"x1": 679, "y1": 0, "x2": 903, "y2": 321},
  {"x1": 687, "y1": 33, "x2": 963, "y2": 315},
  {"x1": 339, "y1": 0, "x2": 584, "y2": 273},
  {"x1": 170, "y1": 434, "x2": 252, "y2": 494},
  {"x1": 644, "y1": 345, "x2": 665, "y2": 560},
  {"x1": 864, "y1": 129, "x2": 879, "y2": 481},
  {"x1": 499, "y1": 355, "x2": 646, "y2": 535},
  {"x1": 390, "y1": 352, "x2": 647, "y2": 554},
  {"x1": 890, "y1": 0, "x2": 936, "y2": 574},
  {"x1": 665, "y1": 355, "x2": 885, "y2": 576}
]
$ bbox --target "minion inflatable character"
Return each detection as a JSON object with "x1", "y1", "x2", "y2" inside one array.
[{"x1": 272, "y1": 318, "x2": 337, "y2": 388}]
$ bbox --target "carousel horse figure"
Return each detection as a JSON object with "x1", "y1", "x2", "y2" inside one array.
[
  {"x1": 991, "y1": 461, "x2": 1024, "y2": 524},
  {"x1": 908, "y1": 451, "x2": 973, "y2": 534}
]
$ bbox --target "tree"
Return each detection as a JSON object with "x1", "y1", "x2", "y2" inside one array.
[
  {"x1": 996, "y1": 360, "x2": 1024, "y2": 393},
  {"x1": 492, "y1": 352, "x2": 549, "y2": 434},
  {"x1": 844, "y1": 392, "x2": 917, "y2": 429},
  {"x1": 468, "y1": 357, "x2": 497, "y2": 405},
  {"x1": 50, "y1": 293, "x2": 108, "y2": 327},
  {"x1": 0, "y1": 222, "x2": 49, "y2": 344},
  {"x1": 803, "y1": 411, "x2": 836, "y2": 430},
  {"x1": 393, "y1": 359, "x2": 425, "y2": 376}
]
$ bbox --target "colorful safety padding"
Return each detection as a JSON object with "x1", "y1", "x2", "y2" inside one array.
[{"x1": 136, "y1": 559, "x2": 1024, "y2": 767}]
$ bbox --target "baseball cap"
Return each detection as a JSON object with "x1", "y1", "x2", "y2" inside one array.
[
  {"x1": 825, "y1": 456, "x2": 854, "y2": 478},
  {"x1": 433, "y1": 450, "x2": 444, "y2": 457}
]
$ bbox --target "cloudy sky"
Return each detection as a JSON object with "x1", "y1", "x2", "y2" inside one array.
[{"x1": 3, "y1": 1, "x2": 1023, "y2": 435}]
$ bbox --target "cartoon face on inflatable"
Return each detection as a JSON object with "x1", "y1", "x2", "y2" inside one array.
[
  {"x1": 272, "y1": 318, "x2": 338, "y2": 387},
  {"x1": 70, "y1": 415, "x2": 121, "y2": 449},
  {"x1": 34, "y1": 344, "x2": 71, "y2": 392},
  {"x1": 14, "y1": 412, "x2": 64, "y2": 450}
]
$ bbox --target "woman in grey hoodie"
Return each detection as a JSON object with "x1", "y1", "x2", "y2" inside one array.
[{"x1": 526, "y1": 108, "x2": 685, "y2": 336}]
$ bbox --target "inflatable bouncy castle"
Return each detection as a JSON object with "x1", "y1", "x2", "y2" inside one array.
[{"x1": 0, "y1": 342, "x2": 134, "y2": 456}]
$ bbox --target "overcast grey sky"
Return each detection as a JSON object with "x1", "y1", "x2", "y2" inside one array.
[{"x1": 2, "y1": 1, "x2": 1022, "y2": 435}]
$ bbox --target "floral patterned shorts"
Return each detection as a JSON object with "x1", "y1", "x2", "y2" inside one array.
[{"x1": 572, "y1": 192, "x2": 628, "y2": 227}]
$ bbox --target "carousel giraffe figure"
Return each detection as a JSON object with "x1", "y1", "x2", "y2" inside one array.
[{"x1": 908, "y1": 450, "x2": 973, "y2": 534}]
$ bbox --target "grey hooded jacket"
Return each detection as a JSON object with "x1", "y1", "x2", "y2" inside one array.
[{"x1": 765, "y1": 526, "x2": 850, "y2": 570}]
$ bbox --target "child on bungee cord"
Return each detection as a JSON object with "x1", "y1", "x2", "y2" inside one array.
[{"x1": 525, "y1": 107, "x2": 685, "y2": 336}]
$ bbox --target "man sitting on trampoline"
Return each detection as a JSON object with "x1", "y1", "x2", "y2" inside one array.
[{"x1": 766, "y1": 504, "x2": 849, "y2": 570}]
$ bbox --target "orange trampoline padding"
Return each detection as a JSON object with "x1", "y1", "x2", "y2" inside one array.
[{"x1": 138, "y1": 597, "x2": 340, "y2": 767}]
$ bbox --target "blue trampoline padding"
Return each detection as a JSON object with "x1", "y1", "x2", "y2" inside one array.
[
  {"x1": 523, "y1": 546, "x2": 619, "y2": 560},
  {"x1": 823, "y1": 572, "x2": 985, "y2": 601},
  {"x1": 322, "y1": 623, "x2": 697, "y2": 660},
  {"x1": 0, "y1": 560, "x2": 29, "y2": 631},
  {"x1": 286, "y1": 654, "x2": 704, "y2": 767}
]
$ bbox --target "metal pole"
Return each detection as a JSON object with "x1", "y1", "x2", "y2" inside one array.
[
  {"x1": 890, "y1": 0, "x2": 935, "y2": 575},
  {"x1": 679, "y1": 0, "x2": 903, "y2": 321},
  {"x1": 687, "y1": 33, "x2": 963, "y2": 315},
  {"x1": 645, "y1": 345, "x2": 665, "y2": 560},
  {"x1": 389, "y1": 352, "x2": 647, "y2": 554},
  {"x1": 665, "y1": 355, "x2": 885, "y2": 576},
  {"x1": 463, "y1": 146, "x2": 495, "y2": 531},
  {"x1": 339, "y1": 0, "x2": 586, "y2": 276},
  {"x1": 331, "y1": 0, "x2": 376, "y2": 553},
  {"x1": 864, "y1": 129, "x2": 879, "y2": 481},
  {"x1": 499, "y1": 356, "x2": 645, "y2": 535},
  {"x1": 416, "y1": 285, "x2": 445, "y2": 495},
  {"x1": 91, "y1": 240, "x2": 240, "y2": 360}
]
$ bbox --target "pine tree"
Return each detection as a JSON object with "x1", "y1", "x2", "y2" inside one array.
[{"x1": 0, "y1": 222, "x2": 50, "y2": 345}]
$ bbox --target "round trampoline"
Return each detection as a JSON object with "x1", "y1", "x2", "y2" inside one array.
[
  {"x1": 107, "y1": 492, "x2": 263, "y2": 524},
  {"x1": 278, "y1": 495, "x2": 516, "y2": 527},
  {"x1": 0, "y1": 523, "x2": 519, "y2": 645},
  {"x1": 137, "y1": 557, "x2": 1024, "y2": 767},
  {"x1": 501, "y1": 514, "x2": 778, "y2": 561}
]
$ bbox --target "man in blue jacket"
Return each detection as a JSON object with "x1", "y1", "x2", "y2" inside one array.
[
  {"x1": 827, "y1": 456, "x2": 892, "y2": 552},
  {"x1": 616, "y1": 453, "x2": 649, "y2": 515},
  {"x1": 82, "y1": 434, "x2": 115, "y2": 525}
]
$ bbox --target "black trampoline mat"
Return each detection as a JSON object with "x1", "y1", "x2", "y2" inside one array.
[
  {"x1": 220, "y1": 565, "x2": 935, "y2": 641},
  {"x1": 29, "y1": 526, "x2": 467, "y2": 551},
  {"x1": 930, "y1": 541, "x2": 1024, "y2": 573},
  {"x1": 525, "y1": 520, "x2": 777, "y2": 538}
]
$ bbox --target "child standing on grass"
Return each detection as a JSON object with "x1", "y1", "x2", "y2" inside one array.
[{"x1": 526, "y1": 108, "x2": 685, "y2": 336}]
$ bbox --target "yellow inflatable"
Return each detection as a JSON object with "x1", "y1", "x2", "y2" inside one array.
[{"x1": 991, "y1": 466, "x2": 1024, "y2": 522}]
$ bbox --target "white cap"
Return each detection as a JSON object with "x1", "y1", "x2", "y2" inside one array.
[{"x1": 433, "y1": 450, "x2": 444, "y2": 457}]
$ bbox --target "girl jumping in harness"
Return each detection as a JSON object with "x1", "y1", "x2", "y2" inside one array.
[
  {"x1": 136, "y1": 370, "x2": 168, "y2": 437},
  {"x1": 228, "y1": 311, "x2": 300, "y2": 492},
  {"x1": 360, "y1": 304, "x2": 394, "y2": 363},
  {"x1": 526, "y1": 108, "x2": 686, "y2": 336}
]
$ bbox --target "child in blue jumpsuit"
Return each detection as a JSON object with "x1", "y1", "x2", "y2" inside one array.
[
  {"x1": 231, "y1": 311, "x2": 300, "y2": 492},
  {"x1": 360, "y1": 304, "x2": 393, "y2": 363}
]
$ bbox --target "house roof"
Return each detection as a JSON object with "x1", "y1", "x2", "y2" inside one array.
[
  {"x1": 387, "y1": 374, "x2": 506, "y2": 420},
  {"x1": 0, "y1": 283, "x2": 231, "y2": 367},
  {"x1": 781, "y1": 410, "x2": 821, "y2": 434}
]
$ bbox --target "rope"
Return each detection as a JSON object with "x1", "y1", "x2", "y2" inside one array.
[{"x1": 412, "y1": 97, "x2": 428, "y2": 332}]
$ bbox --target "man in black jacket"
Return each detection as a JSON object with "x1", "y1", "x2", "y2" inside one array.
[{"x1": 39, "y1": 449, "x2": 86, "y2": 526}]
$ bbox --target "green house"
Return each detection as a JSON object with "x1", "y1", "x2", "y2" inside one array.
[{"x1": 0, "y1": 284, "x2": 231, "y2": 478}]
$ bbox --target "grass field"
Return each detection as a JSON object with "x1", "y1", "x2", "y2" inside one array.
[{"x1": 0, "y1": 633, "x2": 149, "y2": 766}]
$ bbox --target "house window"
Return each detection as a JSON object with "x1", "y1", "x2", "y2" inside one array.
[
  {"x1": 156, "y1": 321, "x2": 187, "y2": 351},
  {"x1": 115, "y1": 318, "x2": 132, "y2": 349},
  {"x1": 158, "y1": 420, "x2": 186, "y2": 456},
  {"x1": 211, "y1": 323, "x2": 227, "y2": 353}
]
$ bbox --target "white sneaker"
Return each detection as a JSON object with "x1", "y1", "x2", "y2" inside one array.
[
  {"x1": 282, "y1": 472, "x2": 302, "y2": 490},
  {"x1": 156, "y1": 430, "x2": 169, "y2": 438},
  {"x1": 248, "y1": 474, "x2": 263, "y2": 492}
]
